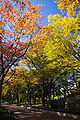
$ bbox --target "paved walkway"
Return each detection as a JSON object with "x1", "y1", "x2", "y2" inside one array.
[{"x1": 2, "y1": 104, "x2": 80, "y2": 120}]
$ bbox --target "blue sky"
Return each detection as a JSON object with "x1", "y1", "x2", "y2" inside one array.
[{"x1": 30, "y1": 0, "x2": 66, "y2": 26}]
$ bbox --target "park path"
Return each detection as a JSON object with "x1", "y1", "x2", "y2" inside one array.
[{"x1": 1, "y1": 104, "x2": 80, "y2": 120}]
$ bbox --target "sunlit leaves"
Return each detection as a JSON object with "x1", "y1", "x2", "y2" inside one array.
[
  {"x1": 55, "y1": 0, "x2": 80, "y2": 16},
  {"x1": 0, "y1": 0, "x2": 44, "y2": 103},
  {"x1": 43, "y1": 14, "x2": 80, "y2": 74},
  {"x1": 0, "y1": 0, "x2": 43, "y2": 41}
]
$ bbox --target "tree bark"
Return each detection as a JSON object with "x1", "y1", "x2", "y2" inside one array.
[
  {"x1": 52, "y1": 82, "x2": 55, "y2": 100},
  {"x1": 48, "y1": 79, "x2": 52, "y2": 108},
  {"x1": 0, "y1": 83, "x2": 2, "y2": 105},
  {"x1": 0, "y1": 78, "x2": 3, "y2": 105},
  {"x1": 16, "y1": 92, "x2": 20, "y2": 104},
  {"x1": 58, "y1": 86, "x2": 61, "y2": 109},
  {"x1": 64, "y1": 87, "x2": 66, "y2": 105},
  {"x1": 29, "y1": 90, "x2": 31, "y2": 106},
  {"x1": 42, "y1": 77, "x2": 45, "y2": 106}
]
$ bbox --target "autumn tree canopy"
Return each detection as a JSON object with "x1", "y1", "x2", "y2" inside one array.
[
  {"x1": 0, "y1": 0, "x2": 80, "y2": 107},
  {"x1": 55, "y1": 0, "x2": 80, "y2": 16},
  {"x1": 0, "y1": 0, "x2": 43, "y2": 104}
]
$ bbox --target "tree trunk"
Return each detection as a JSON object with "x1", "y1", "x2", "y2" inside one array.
[
  {"x1": 42, "y1": 87, "x2": 45, "y2": 106},
  {"x1": 42, "y1": 77, "x2": 45, "y2": 106},
  {"x1": 0, "y1": 86, "x2": 2, "y2": 105},
  {"x1": 52, "y1": 82, "x2": 55, "y2": 100},
  {"x1": 58, "y1": 86, "x2": 61, "y2": 109},
  {"x1": 64, "y1": 87, "x2": 66, "y2": 108},
  {"x1": 48, "y1": 79, "x2": 52, "y2": 108},
  {"x1": 33, "y1": 95, "x2": 36, "y2": 104},
  {"x1": 42, "y1": 94, "x2": 45, "y2": 106},
  {"x1": 27, "y1": 81, "x2": 32, "y2": 106},
  {"x1": 16, "y1": 92, "x2": 20, "y2": 104},
  {"x1": 29, "y1": 90, "x2": 31, "y2": 106},
  {"x1": 0, "y1": 78, "x2": 3, "y2": 105}
]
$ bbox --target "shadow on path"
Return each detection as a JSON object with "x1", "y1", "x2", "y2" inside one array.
[{"x1": 2, "y1": 104, "x2": 80, "y2": 120}]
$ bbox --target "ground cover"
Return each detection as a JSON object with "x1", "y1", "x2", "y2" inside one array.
[{"x1": 0, "y1": 106, "x2": 17, "y2": 120}]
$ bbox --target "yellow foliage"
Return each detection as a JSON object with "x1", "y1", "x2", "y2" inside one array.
[
  {"x1": 55, "y1": 0, "x2": 80, "y2": 16},
  {"x1": 2, "y1": 86, "x2": 9, "y2": 96}
]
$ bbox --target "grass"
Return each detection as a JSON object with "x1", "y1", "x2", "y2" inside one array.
[
  {"x1": 0, "y1": 106, "x2": 17, "y2": 120},
  {"x1": 19, "y1": 103, "x2": 42, "y2": 107}
]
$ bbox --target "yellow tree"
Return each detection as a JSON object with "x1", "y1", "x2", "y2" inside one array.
[
  {"x1": 0, "y1": 0, "x2": 43, "y2": 104},
  {"x1": 47, "y1": 14, "x2": 80, "y2": 62},
  {"x1": 2, "y1": 67, "x2": 38, "y2": 104},
  {"x1": 55, "y1": 0, "x2": 80, "y2": 16},
  {"x1": 44, "y1": 14, "x2": 80, "y2": 95},
  {"x1": 23, "y1": 33, "x2": 51, "y2": 106}
]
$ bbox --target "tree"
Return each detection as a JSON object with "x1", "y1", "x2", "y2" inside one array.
[
  {"x1": 0, "y1": 0, "x2": 43, "y2": 104},
  {"x1": 55, "y1": 0, "x2": 80, "y2": 16},
  {"x1": 47, "y1": 14, "x2": 80, "y2": 62},
  {"x1": 2, "y1": 66, "x2": 38, "y2": 104},
  {"x1": 23, "y1": 41, "x2": 47, "y2": 106},
  {"x1": 43, "y1": 14, "x2": 80, "y2": 107}
]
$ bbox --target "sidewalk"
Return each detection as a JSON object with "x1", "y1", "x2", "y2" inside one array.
[{"x1": 2, "y1": 104, "x2": 80, "y2": 120}]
